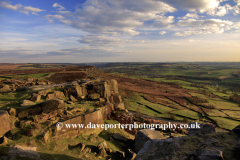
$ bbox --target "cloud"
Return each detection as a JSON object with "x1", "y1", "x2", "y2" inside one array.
[
  {"x1": 44, "y1": 14, "x2": 72, "y2": 24},
  {"x1": 159, "y1": 31, "x2": 167, "y2": 35},
  {"x1": 159, "y1": 0, "x2": 240, "y2": 16},
  {"x1": 206, "y1": 3, "x2": 240, "y2": 16},
  {"x1": 77, "y1": 34, "x2": 130, "y2": 47},
  {"x1": 179, "y1": 13, "x2": 200, "y2": 19},
  {"x1": 45, "y1": 0, "x2": 176, "y2": 36},
  {"x1": 0, "y1": 1, "x2": 22, "y2": 10},
  {"x1": 235, "y1": 0, "x2": 240, "y2": 5},
  {"x1": 53, "y1": 3, "x2": 65, "y2": 10},
  {"x1": 159, "y1": 0, "x2": 220, "y2": 12},
  {"x1": 19, "y1": 6, "x2": 45, "y2": 15},
  {"x1": 174, "y1": 19, "x2": 233, "y2": 36},
  {"x1": 0, "y1": 1, "x2": 45, "y2": 15}
]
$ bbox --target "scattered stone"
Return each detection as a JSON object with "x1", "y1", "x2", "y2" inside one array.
[
  {"x1": 47, "y1": 91, "x2": 65, "y2": 100},
  {"x1": 8, "y1": 145, "x2": 41, "y2": 160},
  {"x1": 1, "y1": 85, "x2": 10, "y2": 91},
  {"x1": 8, "y1": 108, "x2": 16, "y2": 116},
  {"x1": 69, "y1": 95, "x2": 77, "y2": 102},
  {"x1": 21, "y1": 100, "x2": 35, "y2": 107},
  {"x1": 43, "y1": 131, "x2": 50, "y2": 143},
  {"x1": 38, "y1": 89, "x2": 52, "y2": 96},
  {"x1": 97, "y1": 141, "x2": 112, "y2": 157},
  {"x1": 71, "y1": 107, "x2": 85, "y2": 113},
  {"x1": 0, "y1": 110, "x2": 11, "y2": 137},
  {"x1": 195, "y1": 149, "x2": 223, "y2": 160},
  {"x1": 116, "y1": 151, "x2": 125, "y2": 158},
  {"x1": 18, "y1": 99, "x2": 65, "y2": 119},
  {"x1": 114, "y1": 102, "x2": 125, "y2": 111},
  {"x1": 77, "y1": 143, "x2": 85, "y2": 152},
  {"x1": 37, "y1": 81, "x2": 46, "y2": 85},
  {"x1": 30, "y1": 93, "x2": 41, "y2": 102},
  {"x1": 82, "y1": 147, "x2": 91, "y2": 154},
  {"x1": 65, "y1": 111, "x2": 73, "y2": 116},
  {"x1": 134, "y1": 129, "x2": 165, "y2": 153}
]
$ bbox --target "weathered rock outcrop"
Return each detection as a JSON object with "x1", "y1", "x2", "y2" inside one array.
[
  {"x1": 0, "y1": 85, "x2": 10, "y2": 91},
  {"x1": 55, "y1": 109, "x2": 104, "y2": 136},
  {"x1": 188, "y1": 123, "x2": 215, "y2": 135},
  {"x1": 114, "y1": 102, "x2": 125, "y2": 111},
  {"x1": 21, "y1": 100, "x2": 35, "y2": 107},
  {"x1": 69, "y1": 95, "x2": 77, "y2": 102},
  {"x1": 38, "y1": 89, "x2": 52, "y2": 96},
  {"x1": 63, "y1": 83, "x2": 87, "y2": 98},
  {"x1": 0, "y1": 110, "x2": 11, "y2": 137},
  {"x1": 135, "y1": 137, "x2": 185, "y2": 160},
  {"x1": 46, "y1": 91, "x2": 65, "y2": 100},
  {"x1": 18, "y1": 99, "x2": 65, "y2": 119},
  {"x1": 30, "y1": 93, "x2": 41, "y2": 102},
  {"x1": 134, "y1": 129, "x2": 165, "y2": 153},
  {"x1": 113, "y1": 111, "x2": 137, "y2": 135},
  {"x1": 194, "y1": 149, "x2": 223, "y2": 160},
  {"x1": 5, "y1": 145, "x2": 41, "y2": 160},
  {"x1": 232, "y1": 124, "x2": 240, "y2": 135}
]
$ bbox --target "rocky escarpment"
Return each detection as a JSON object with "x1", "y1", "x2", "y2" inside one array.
[
  {"x1": 134, "y1": 124, "x2": 240, "y2": 160},
  {"x1": 5, "y1": 78, "x2": 135, "y2": 138}
]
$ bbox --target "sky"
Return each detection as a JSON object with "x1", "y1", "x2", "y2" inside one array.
[{"x1": 0, "y1": 0, "x2": 240, "y2": 63}]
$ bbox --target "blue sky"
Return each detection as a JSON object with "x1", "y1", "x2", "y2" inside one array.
[{"x1": 0, "y1": 0, "x2": 240, "y2": 63}]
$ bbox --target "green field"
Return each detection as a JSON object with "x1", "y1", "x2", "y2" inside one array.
[{"x1": 209, "y1": 117, "x2": 240, "y2": 130}]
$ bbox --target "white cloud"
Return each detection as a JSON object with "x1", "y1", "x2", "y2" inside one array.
[
  {"x1": 77, "y1": 34, "x2": 130, "y2": 47},
  {"x1": 159, "y1": 31, "x2": 167, "y2": 35},
  {"x1": 53, "y1": 3, "x2": 65, "y2": 10},
  {"x1": 0, "y1": 1, "x2": 22, "y2": 10},
  {"x1": 206, "y1": 3, "x2": 240, "y2": 16},
  {"x1": 179, "y1": 13, "x2": 199, "y2": 19},
  {"x1": 0, "y1": 1, "x2": 45, "y2": 15},
  {"x1": 46, "y1": 0, "x2": 176, "y2": 36},
  {"x1": 44, "y1": 14, "x2": 72, "y2": 24},
  {"x1": 174, "y1": 19, "x2": 233, "y2": 36},
  {"x1": 19, "y1": 6, "x2": 45, "y2": 15},
  {"x1": 235, "y1": 0, "x2": 240, "y2": 5},
  {"x1": 160, "y1": 0, "x2": 239, "y2": 16},
  {"x1": 160, "y1": 0, "x2": 220, "y2": 12}
]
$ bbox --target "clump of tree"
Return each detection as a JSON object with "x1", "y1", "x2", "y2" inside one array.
[
  {"x1": 190, "y1": 83, "x2": 205, "y2": 88},
  {"x1": 229, "y1": 94, "x2": 240, "y2": 104},
  {"x1": 185, "y1": 96, "x2": 208, "y2": 105},
  {"x1": 11, "y1": 75, "x2": 21, "y2": 80},
  {"x1": 168, "y1": 113, "x2": 177, "y2": 121},
  {"x1": 182, "y1": 118, "x2": 190, "y2": 123},
  {"x1": 136, "y1": 107, "x2": 142, "y2": 117},
  {"x1": 201, "y1": 103, "x2": 216, "y2": 109}
]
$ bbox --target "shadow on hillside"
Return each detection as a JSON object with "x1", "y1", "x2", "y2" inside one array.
[{"x1": 39, "y1": 152, "x2": 82, "y2": 160}]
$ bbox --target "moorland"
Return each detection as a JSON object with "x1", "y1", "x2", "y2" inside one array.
[{"x1": 0, "y1": 62, "x2": 240, "y2": 160}]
